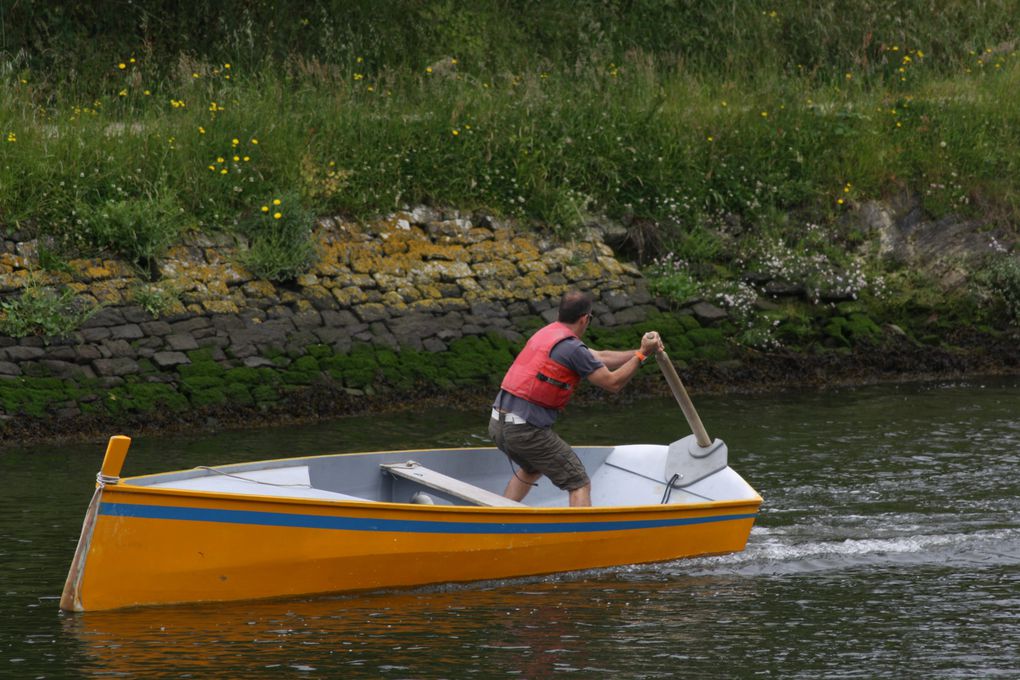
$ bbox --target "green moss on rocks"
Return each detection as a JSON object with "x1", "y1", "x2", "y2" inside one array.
[
  {"x1": 178, "y1": 361, "x2": 225, "y2": 379},
  {"x1": 292, "y1": 355, "x2": 320, "y2": 372},
  {"x1": 225, "y1": 367, "x2": 262, "y2": 384},
  {"x1": 251, "y1": 384, "x2": 280, "y2": 403},
  {"x1": 180, "y1": 375, "x2": 224, "y2": 392},
  {"x1": 223, "y1": 383, "x2": 254, "y2": 405},
  {"x1": 307, "y1": 344, "x2": 333, "y2": 359},
  {"x1": 105, "y1": 383, "x2": 190, "y2": 414},
  {"x1": 190, "y1": 388, "x2": 228, "y2": 408},
  {"x1": 686, "y1": 327, "x2": 725, "y2": 347}
]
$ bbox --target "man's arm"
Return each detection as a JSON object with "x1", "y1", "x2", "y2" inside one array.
[{"x1": 586, "y1": 332, "x2": 663, "y2": 394}]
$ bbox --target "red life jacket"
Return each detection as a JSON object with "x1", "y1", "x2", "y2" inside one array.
[{"x1": 500, "y1": 322, "x2": 582, "y2": 410}]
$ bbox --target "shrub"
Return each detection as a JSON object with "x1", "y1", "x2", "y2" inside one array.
[
  {"x1": 130, "y1": 282, "x2": 183, "y2": 318},
  {"x1": 0, "y1": 284, "x2": 99, "y2": 338},
  {"x1": 974, "y1": 254, "x2": 1020, "y2": 325},
  {"x1": 73, "y1": 189, "x2": 185, "y2": 274},
  {"x1": 239, "y1": 193, "x2": 318, "y2": 281}
]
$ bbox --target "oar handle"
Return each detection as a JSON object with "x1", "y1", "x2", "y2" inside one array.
[{"x1": 655, "y1": 351, "x2": 712, "y2": 447}]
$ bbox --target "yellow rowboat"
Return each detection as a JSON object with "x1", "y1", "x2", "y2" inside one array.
[{"x1": 60, "y1": 431, "x2": 761, "y2": 611}]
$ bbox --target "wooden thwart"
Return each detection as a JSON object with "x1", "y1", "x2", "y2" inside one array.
[{"x1": 382, "y1": 462, "x2": 525, "y2": 507}]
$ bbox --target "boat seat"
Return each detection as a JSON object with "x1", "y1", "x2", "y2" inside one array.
[{"x1": 381, "y1": 461, "x2": 525, "y2": 508}]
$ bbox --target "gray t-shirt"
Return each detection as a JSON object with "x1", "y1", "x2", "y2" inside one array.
[{"x1": 492, "y1": 337, "x2": 604, "y2": 428}]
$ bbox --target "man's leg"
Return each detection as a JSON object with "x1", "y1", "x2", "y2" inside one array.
[
  {"x1": 568, "y1": 483, "x2": 591, "y2": 507},
  {"x1": 504, "y1": 469, "x2": 542, "y2": 501}
]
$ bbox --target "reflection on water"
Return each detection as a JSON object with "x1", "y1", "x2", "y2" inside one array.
[
  {"x1": 64, "y1": 575, "x2": 766, "y2": 678},
  {"x1": 3, "y1": 377, "x2": 1019, "y2": 678}
]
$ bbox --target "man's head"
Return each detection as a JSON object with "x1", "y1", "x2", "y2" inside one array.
[{"x1": 558, "y1": 291, "x2": 594, "y2": 324}]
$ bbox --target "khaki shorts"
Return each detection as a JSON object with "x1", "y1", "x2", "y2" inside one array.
[{"x1": 488, "y1": 417, "x2": 590, "y2": 492}]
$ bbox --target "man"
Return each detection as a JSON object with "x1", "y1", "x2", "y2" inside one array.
[{"x1": 489, "y1": 291, "x2": 664, "y2": 507}]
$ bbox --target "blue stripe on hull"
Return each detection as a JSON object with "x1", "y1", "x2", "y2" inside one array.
[{"x1": 99, "y1": 502, "x2": 756, "y2": 535}]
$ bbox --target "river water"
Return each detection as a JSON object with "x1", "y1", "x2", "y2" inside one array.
[{"x1": 2, "y1": 377, "x2": 1018, "y2": 678}]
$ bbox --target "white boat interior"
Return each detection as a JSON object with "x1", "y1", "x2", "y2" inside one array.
[{"x1": 133, "y1": 435, "x2": 759, "y2": 508}]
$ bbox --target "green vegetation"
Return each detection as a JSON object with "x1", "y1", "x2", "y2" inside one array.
[
  {"x1": 0, "y1": 282, "x2": 98, "y2": 338},
  {"x1": 1, "y1": 1, "x2": 1018, "y2": 339},
  {"x1": 239, "y1": 192, "x2": 318, "y2": 281},
  {"x1": 129, "y1": 281, "x2": 183, "y2": 318},
  {"x1": 974, "y1": 254, "x2": 1020, "y2": 323}
]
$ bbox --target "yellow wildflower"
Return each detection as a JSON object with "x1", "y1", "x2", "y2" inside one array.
[
  {"x1": 118, "y1": 63, "x2": 126, "y2": 70},
  {"x1": 261, "y1": 205, "x2": 270, "y2": 213},
  {"x1": 198, "y1": 126, "x2": 206, "y2": 134},
  {"x1": 118, "y1": 89, "x2": 128, "y2": 97},
  {"x1": 273, "y1": 212, "x2": 282, "y2": 219},
  {"x1": 273, "y1": 198, "x2": 281, "y2": 205}
]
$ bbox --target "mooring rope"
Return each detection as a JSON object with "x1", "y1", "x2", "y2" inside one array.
[
  {"x1": 193, "y1": 465, "x2": 312, "y2": 488},
  {"x1": 96, "y1": 472, "x2": 120, "y2": 488}
]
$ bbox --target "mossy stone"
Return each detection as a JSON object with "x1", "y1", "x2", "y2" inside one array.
[
  {"x1": 190, "y1": 388, "x2": 228, "y2": 407},
  {"x1": 293, "y1": 355, "x2": 320, "y2": 372},
  {"x1": 685, "y1": 327, "x2": 724, "y2": 347},
  {"x1": 187, "y1": 348, "x2": 216, "y2": 362},
  {"x1": 251, "y1": 384, "x2": 280, "y2": 403},
  {"x1": 181, "y1": 375, "x2": 225, "y2": 392},
  {"x1": 178, "y1": 361, "x2": 225, "y2": 378},
  {"x1": 223, "y1": 382, "x2": 254, "y2": 405},
  {"x1": 119, "y1": 383, "x2": 189, "y2": 413},
  {"x1": 225, "y1": 367, "x2": 262, "y2": 384},
  {"x1": 307, "y1": 344, "x2": 333, "y2": 359},
  {"x1": 281, "y1": 369, "x2": 316, "y2": 385}
]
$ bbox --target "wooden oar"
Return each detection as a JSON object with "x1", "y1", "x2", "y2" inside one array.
[{"x1": 654, "y1": 351, "x2": 712, "y2": 447}]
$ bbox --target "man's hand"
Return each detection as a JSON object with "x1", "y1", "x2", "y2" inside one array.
[{"x1": 640, "y1": 331, "x2": 664, "y2": 356}]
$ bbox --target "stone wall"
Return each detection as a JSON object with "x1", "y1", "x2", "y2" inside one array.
[{"x1": 0, "y1": 208, "x2": 666, "y2": 427}]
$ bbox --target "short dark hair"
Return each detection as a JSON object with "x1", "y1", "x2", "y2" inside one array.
[{"x1": 558, "y1": 291, "x2": 593, "y2": 323}]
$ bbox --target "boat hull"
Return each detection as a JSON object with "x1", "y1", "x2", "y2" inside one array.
[{"x1": 67, "y1": 484, "x2": 759, "y2": 611}]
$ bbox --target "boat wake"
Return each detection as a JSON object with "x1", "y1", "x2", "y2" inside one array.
[{"x1": 672, "y1": 525, "x2": 1020, "y2": 576}]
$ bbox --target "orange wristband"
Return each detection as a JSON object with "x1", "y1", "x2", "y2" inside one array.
[{"x1": 634, "y1": 351, "x2": 647, "y2": 363}]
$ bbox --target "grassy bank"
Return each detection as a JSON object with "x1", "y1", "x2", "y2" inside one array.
[{"x1": 2, "y1": 1, "x2": 1019, "y2": 342}]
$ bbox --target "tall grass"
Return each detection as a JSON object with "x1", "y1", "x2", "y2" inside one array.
[{"x1": 2, "y1": 0, "x2": 1019, "y2": 269}]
